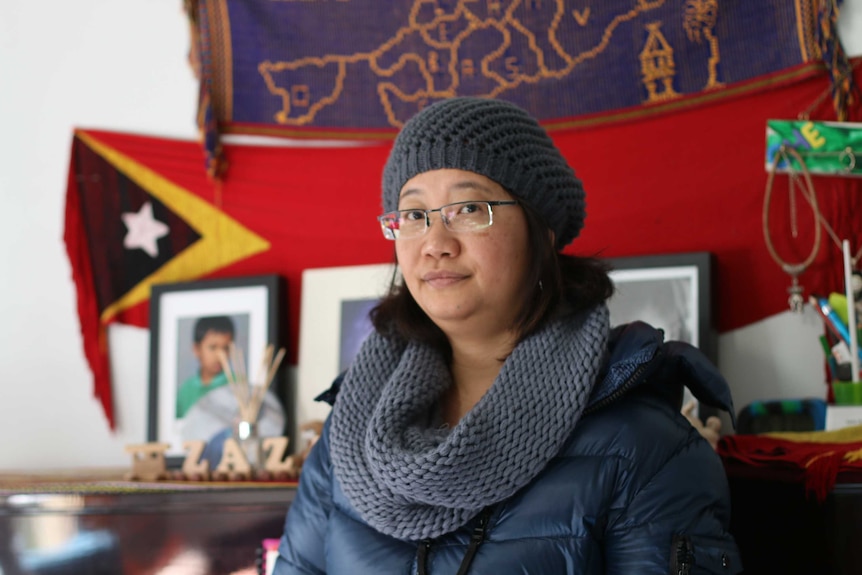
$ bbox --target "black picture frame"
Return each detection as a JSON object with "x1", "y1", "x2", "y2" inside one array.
[
  {"x1": 607, "y1": 251, "x2": 717, "y2": 419},
  {"x1": 148, "y1": 275, "x2": 287, "y2": 468}
]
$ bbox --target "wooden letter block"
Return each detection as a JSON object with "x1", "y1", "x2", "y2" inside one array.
[
  {"x1": 216, "y1": 438, "x2": 252, "y2": 480},
  {"x1": 124, "y1": 443, "x2": 171, "y2": 481},
  {"x1": 181, "y1": 440, "x2": 210, "y2": 480},
  {"x1": 262, "y1": 437, "x2": 295, "y2": 474}
]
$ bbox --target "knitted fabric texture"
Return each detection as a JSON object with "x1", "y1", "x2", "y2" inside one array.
[
  {"x1": 329, "y1": 304, "x2": 610, "y2": 541},
  {"x1": 382, "y1": 97, "x2": 586, "y2": 250}
]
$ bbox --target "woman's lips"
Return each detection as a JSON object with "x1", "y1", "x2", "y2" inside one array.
[{"x1": 422, "y1": 271, "x2": 467, "y2": 287}]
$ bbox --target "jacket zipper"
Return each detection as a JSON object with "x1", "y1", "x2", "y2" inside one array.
[
  {"x1": 455, "y1": 507, "x2": 493, "y2": 575},
  {"x1": 671, "y1": 535, "x2": 694, "y2": 575},
  {"x1": 415, "y1": 506, "x2": 494, "y2": 575},
  {"x1": 583, "y1": 360, "x2": 650, "y2": 416},
  {"x1": 417, "y1": 539, "x2": 432, "y2": 575}
]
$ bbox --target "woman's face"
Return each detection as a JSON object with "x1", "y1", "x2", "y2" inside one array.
[{"x1": 395, "y1": 169, "x2": 531, "y2": 338}]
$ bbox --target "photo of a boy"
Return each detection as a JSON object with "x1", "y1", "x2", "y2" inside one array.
[{"x1": 176, "y1": 316, "x2": 235, "y2": 419}]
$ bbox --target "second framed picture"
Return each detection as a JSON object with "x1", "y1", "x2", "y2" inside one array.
[
  {"x1": 148, "y1": 275, "x2": 287, "y2": 466},
  {"x1": 607, "y1": 252, "x2": 715, "y2": 364},
  {"x1": 608, "y1": 251, "x2": 716, "y2": 421},
  {"x1": 296, "y1": 263, "x2": 396, "y2": 435}
]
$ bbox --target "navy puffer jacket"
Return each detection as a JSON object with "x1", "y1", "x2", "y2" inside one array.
[{"x1": 274, "y1": 322, "x2": 742, "y2": 574}]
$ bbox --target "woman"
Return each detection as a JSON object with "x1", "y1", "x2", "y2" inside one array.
[{"x1": 274, "y1": 97, "x2": 740, "y2": 574}]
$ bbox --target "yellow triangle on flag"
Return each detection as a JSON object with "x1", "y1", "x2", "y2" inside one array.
[{"x1": 76, "y1": 131, "x2": 271, "y2": 323}]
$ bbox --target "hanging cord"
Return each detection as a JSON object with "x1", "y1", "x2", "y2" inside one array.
[
  {"x1": 763, "y1": 145, "x2": 823, "y2": 277},
  {"x1": 764, "y1": 145, "x2": 862, "y2": 311},
  {"x1": 765, "y1": 145, "x2": 862, "y2": 268},
  {"x1": 763, "y1": 145, "x2": 824, "y2": 311},
  {"x1": 813, "y1": 200, "x2": 862, "y2": 267}
]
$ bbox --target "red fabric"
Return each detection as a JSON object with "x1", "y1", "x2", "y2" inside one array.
[
  {"x1": 564, "y1": 63, "x2": 862, "y2": 333},
  {"x1": 718, "y1": 434, "x2": 862, "y2": 501},
  {"x1": 65, "y1": 63, "x2": 862, "y2": 429},
  {"x1": 64, "y1": 152, "x2": 115, "y2": 429}
]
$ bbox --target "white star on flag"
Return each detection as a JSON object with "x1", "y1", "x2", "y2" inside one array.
[{"x1": 121, "y1": 201, "x2": 170, "y2": 258}]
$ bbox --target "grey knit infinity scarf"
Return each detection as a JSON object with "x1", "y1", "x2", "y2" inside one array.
[{"x1": 329, "y1": 304, "x2": 609, "y2": 541}]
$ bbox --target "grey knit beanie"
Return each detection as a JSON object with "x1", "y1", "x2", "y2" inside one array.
[{"x1": 382, "y1": 97, "x2": 586, "y2": 249}]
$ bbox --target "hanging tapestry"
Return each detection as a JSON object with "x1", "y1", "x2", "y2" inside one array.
[
  {"x1": 65, "y1": 62, "x2": 861, "y2": 428},
  {"x1": 185, "y1": 0, "x2": 847, "y2": 174}
]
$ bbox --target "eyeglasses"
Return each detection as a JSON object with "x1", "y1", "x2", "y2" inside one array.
[{"x1": 377, "y1": 200, "x2": 519, "y2": 240}]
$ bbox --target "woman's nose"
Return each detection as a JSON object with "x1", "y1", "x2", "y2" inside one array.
[{"x1": 421, "y1": 211, "x2": 459, "y2": 258}]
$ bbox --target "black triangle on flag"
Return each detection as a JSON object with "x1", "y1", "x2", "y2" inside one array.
[{"x1": 72, "y1": 137, "x2": 201, "y2": 316}]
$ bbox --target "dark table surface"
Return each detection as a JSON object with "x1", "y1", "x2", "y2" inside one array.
[
  {"x1": 0, "y1": 472, "x2": 296, "y2": 575},
  {"x1": 723, "y1": 460, "x2": 862, "y2": 575}
]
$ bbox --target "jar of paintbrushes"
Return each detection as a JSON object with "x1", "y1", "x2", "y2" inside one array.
[{"x1": 217, "y1": 343, "x2": 286, "y2": 472}]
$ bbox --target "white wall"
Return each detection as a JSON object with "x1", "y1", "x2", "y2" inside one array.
[
  {"x1": 0, "y1": 1, "x2": 860, "y2": 471},
  {"x1": 0, "y1": 0, "x2": 198, "y2": 470}
]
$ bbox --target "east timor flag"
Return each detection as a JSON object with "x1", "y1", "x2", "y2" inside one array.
[{"x1": 64, "y1": 129, "x2": 394, "y2": 429}]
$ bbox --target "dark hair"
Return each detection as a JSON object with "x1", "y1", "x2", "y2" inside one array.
[
  {"x1": 193, "y1": 315, "x2": 235, "y2": 344},
  {"x1": 370, "y1": 201, "x2": 614, "y2": 361}
]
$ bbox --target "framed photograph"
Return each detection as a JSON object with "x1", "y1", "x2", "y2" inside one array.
[
  {"x1": 296, "y1": 263, "x2": 396, "y2": 433},
  {"x1": 607, "y1": 252, "x2": 715, "y2": 361},
  {"x1": 607, "y1": 251, "x2": 716, "y2": 419},
  {"x1": 148, "y1": 275, "x2": 286, "y2": 466}
]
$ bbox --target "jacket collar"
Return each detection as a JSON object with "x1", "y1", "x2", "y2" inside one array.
[{"x1": 589, "y1": 321, "x2": 736, "y2": 425}]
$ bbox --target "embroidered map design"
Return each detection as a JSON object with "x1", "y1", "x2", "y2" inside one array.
[{"x1": 213, "y1": 0, "x2": 813, "y2": 130}]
